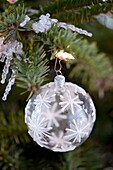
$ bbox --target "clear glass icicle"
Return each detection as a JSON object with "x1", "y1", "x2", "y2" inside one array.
[
  {"x1": 1, "y1": 55, "x2": 13, "y2": 84},
  {"x1": 2, "y1": 70, "x2": 16, "y2": 101},
  {"x1": 0, "y1": 37, "x2": 23, "y2": 100}
]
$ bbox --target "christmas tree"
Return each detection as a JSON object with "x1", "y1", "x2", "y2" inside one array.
[{"x1": 0, "y1": 0, "x2": 113, "y2": 169}]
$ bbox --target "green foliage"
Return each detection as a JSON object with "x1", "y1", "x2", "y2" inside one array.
[
  {"x1": 64, "y1": 142, "x2": 104, "y2": 170},
  {"x1": 0, "y1": 110, "x2": 29, "y2": 147},
  {"x1": 0, "y1": 0, "x2": 113, "y2": 93},
  {"x1": 0, "y1": 145, "x2": 32, "y2": 170},
  {"x1": 37, "y1": 26, "x2": 113, "y2": 91},
  {"x1": 0, "y1": 4, "x2": 32, "y2": 41},
  {"x1": 41, "y1": 0, "x2": 113, "y2": 25},
  {"x1": 14, "y1": 44, "x2": 49, "y2": 96},
  {"x1": 69, "y1": 40, "x2": 113, "y2": 90},
  {"x1": 37, "y1": 26, "x2": 79, "y2": 57}
]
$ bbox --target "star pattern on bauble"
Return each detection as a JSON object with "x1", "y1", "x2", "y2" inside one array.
[
  {"x1": 42, "y1": 103, "x2": 67, "y2": 127},
  {"x1": 49, "y1": 131, "x2": 75, "y2": 152},
  {"x1": 59, "y1": 90, "x2": 83, "y2": 114},
  {"x1": 65, "y1": 118, "x2": 91, "y2": 143},
  {"x1": 34, "y1": 90, "x2": 56, "y2": 111},
  {"x1": 28, "y1": 113, "x2": 52, "y2": 147}
]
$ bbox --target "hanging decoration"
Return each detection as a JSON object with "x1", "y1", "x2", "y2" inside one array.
[
  {"x1": 0, "y1": 13, "x2": 92, "y2": 100},
  {"x1": 25, "y1": 55, "x2": 96, "y2": 152},
  {"x1": 0, "y1": 37, "x2": 23, "y2": 100},
  {"x1": 0, "y1": 6, "x2": 96, "y2": 152},
  {"x1": 32, "y1": 13, "x2": 92, "y2": 37}
]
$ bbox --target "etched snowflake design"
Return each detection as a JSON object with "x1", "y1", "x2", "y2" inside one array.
[
  {"x1": 65, "y1": 118, "x2": 91, "y2": 143},
  {"x1": 42, "y1": 103, "x2": 67, "y2": 127},
  {"x1": 59, "y1": 90, "x2": 83, "y2": 115},
  {"x1": 28, "y1": 113, "x2": 52, "y2": 147},
  {"x1": 34, "y1": 90, "x2": 56, "y2": 111},
  {"x1": 49, "y1": 131, "x2": 74, "y2": 152}
]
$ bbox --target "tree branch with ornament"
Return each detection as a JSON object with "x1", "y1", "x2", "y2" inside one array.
[{"x1": 0, "y1": 1, "x2": 113, "y2": 100}]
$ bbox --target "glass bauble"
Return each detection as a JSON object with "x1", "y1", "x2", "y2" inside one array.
[{"x1": 25, "y1": 75, "x2": 96, "y2": 152}]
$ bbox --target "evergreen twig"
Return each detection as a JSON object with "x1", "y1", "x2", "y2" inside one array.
[
  {"x1": 0, "y1": 111, "x2": 29, "y2": 145},
  {"x1": 14, "y1": 44, "x2": 49, "y2": 96},
  {"x1": 41, "y1": 0, "x2": 113, "y2": 25},
  {"x1": 37, "y1": 26, "x2": 113, "y2": 91}
]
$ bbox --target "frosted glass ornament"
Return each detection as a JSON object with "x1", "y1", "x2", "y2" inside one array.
[{"x1": 25, "y1": 75, "x2": 96, "y2": 152}]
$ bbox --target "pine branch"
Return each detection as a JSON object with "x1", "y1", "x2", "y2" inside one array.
[
  {"x1": 37, "y1": 26, "x2": 79, "y2": 57},
  {"x1": 14, "y1": 45, "x2": 49, "y2": 95},
  {"x1": 69, "y1": 40, "x2": 113, "y2": 91},
  {"x1": 37, "y1": 26, "x2": 113, "y2": 91},
  {"x1": 0, "y1": 145, "x2": 32, "y2": 170},
  {"x1": 64, "y1": 142, "x2": 104, "y2": 170},
  {"x1": 0, "y1": 111, "x2": 29, "y2": 146},
  {"x1": 40, "y1": 0, "x2": 113, "y2": 25},
  {"x1": 0, "y1": 4, "x2": 32, "y2": 41}
]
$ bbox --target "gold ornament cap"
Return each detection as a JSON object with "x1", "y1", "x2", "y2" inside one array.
[{"x1": 55, "y1": 50, "x2": 74, "y2": 61}]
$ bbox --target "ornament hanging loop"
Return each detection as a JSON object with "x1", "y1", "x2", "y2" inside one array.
[{"x1": 54, "y1": 58, "x2": 62, "y2": 75}]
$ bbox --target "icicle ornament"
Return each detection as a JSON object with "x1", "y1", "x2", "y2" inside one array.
[
  {"x1": 2, "y1": 70, "x2": 16, "y2": 101},
  {"x1": 0, "y1": 37, "x2": 23, "y2": 100},
  {"x1": 25, "y1": 75, "x2": 96, "y2": 152}
]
